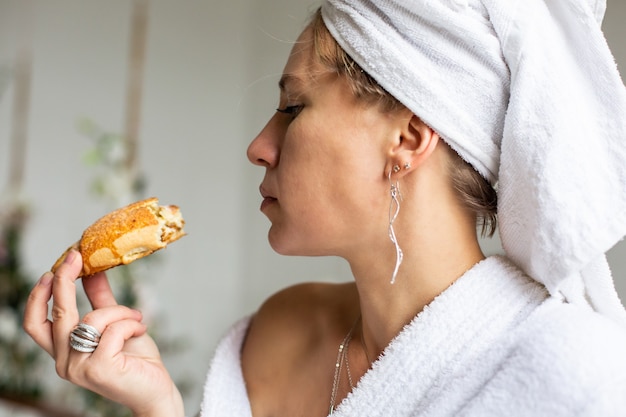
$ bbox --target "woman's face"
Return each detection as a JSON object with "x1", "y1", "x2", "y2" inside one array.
[{"x1": 247, "y1": 28, "x2": 401, "y2": 258}]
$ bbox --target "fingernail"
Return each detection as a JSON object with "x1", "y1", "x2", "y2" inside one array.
[
  {"x1": 64, "y1": 249, "x2": 77, "y2": 265},
  {"x1": 39, "y1": 272, "x2": 54, "y2": 286}
]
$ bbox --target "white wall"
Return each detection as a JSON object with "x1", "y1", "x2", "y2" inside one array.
[{"x1": 0, "y1": 0, "x2": 625, "y2": 414}]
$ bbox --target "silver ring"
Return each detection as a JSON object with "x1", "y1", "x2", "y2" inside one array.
[{"x1": 69, "y1": 322, "x2": 101, "y2": 353}]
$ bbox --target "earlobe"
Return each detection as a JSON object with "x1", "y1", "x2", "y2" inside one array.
[{"x1": 390, "y1": 162, "x2": 412, "y2": 174}]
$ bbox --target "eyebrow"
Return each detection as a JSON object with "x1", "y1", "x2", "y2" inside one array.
[{"x1": 278, "y1": 74, "x2": 302, "y2": 92}]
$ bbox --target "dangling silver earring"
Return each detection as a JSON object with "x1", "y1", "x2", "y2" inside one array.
[{"x1": 388, "y1": 169, "x2": 403, "y2": 284}]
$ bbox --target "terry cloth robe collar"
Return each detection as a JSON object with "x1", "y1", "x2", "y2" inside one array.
[
  {"x1": 201, "y1": 256, "x2": 626, "y2": 416},
  {"x1": 330, "y1": 256, "x2": 548, "y2": 416},
  {"x1": 200, "y1": 256, "x2": 554, "y2": 416}
]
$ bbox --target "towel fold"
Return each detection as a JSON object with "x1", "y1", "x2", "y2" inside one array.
[{"x1": 486, "y1": 0, "x2": 626, "y2": 326}]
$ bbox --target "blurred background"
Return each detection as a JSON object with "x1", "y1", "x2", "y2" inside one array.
[{"x1": 0, "y1": 0, "x2": 625, "y2": 415}]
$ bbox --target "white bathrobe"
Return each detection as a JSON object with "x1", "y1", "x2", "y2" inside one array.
[{"x1": 199, "y1": 256, "x2": 626, "y2": 416}]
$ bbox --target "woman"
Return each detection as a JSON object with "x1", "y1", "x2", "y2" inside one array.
[{"x1": 24, "y1": 1, "x2": 626, "y2": 416}]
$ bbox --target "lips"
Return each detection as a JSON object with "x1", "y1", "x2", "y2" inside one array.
[
  {"x1": 259, "y1": 185, "x2": 277, "y2": 210},
  {"x1": 259, "y1": 186, "x2": 274, "y2": 199}
]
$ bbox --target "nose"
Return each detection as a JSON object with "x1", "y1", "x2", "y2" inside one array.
[{"x1": 247, "y1": 113, "x2": 281, "y2": 168}]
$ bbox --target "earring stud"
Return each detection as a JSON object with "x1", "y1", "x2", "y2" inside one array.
[
  {"x1": 404, "y1": 162, "x2": 411, "y2": 170},
  {"x1": 393, "y1": 165, "x2": 401, "y2": 173}
]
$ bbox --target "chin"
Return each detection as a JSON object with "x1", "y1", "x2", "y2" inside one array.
[
  {"x1": 267, "y1": 224, "x2": 333, "y2": 256},
  {"x1": 268, "y1": 237, "x2": 298, "y2": 256},
  {"x1": 269, "y1": 240, "x2": 331, "y2": 258},
  {"x1": 267, "y1": 232, "x2": 313, "y2": 257}
]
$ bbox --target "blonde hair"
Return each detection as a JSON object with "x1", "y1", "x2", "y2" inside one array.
[{"x1": 308, "y1": 9, "x2": 498, "y2": 237}]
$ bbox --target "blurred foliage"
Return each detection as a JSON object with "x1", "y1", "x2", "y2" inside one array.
[
  {"x1": 78, "y1": 118, "x2": 147, "y2": 207},
  {"x1": 0, "y1": 63, "x2": 48, "y2": 409},
  {"x1": 0, "y1": 202, "x2": 46, "y2": 402}
]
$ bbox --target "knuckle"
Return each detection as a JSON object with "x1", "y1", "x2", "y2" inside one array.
[
  {"x1": 55, "y1": 362, "x2": 68, "y2": 379},
  {"x1": 80, "y1": 313, "x2": 96, "y2": 326},
  {"x1": 65, "y1": 366, "x2": 78, "y2": 381},
  {"x1": 105, "y1": 322, "x2": 121, "y2": 335},
  {"x1": 22, "y1": 319, "x2": 35, "y2": 336},
  {"x1": 26, "y1": 289, "x2": 39, "y2": 305},
  {"x1": 80, "y1": 313, "x2": 106, "y2": 335},
  {"x1": 50, "y1": 304, "x2": 69, "y2": 322},
  {"x1": 83, "y1": 364, "x2": 105, "y2": 385},
  {"x1": 65, "y1": 361, "x2": 86, "y2": 383}
]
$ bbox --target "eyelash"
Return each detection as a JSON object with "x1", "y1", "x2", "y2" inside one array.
[{"x1": 276, "y1": 105, "x2": 303, "y2": 117}]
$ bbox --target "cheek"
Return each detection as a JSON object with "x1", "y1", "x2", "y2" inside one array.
[
  {"x1": 276, "y1": 166, "x2": 343, "y2": 248},
  {"x1": 279, "y1": 113, "x2": 388, "y2": 221},
  {"x1": 281, "y1": 129, "x2": 384, "y2": 212},
  {"x1": 287, "y1": 164, "x2": 385, "y2": 236}
]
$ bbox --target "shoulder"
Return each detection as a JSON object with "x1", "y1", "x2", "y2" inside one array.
[
  {"x1": 248, "y1": 281, "x2": 358, "y2": 336},
  {"x1": 241, "y1": 281, "x2": 358, "y2": 367},
  {"x1": 257, "y1": 280, "x2": 356, "y2": 315}
]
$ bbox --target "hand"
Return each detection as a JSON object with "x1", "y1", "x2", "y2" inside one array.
[{"x1": 23, "y1": 250, "x2": 185, "y2": 417}]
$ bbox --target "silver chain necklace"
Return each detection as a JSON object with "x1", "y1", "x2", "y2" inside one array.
[
  {"x1": 345, "y1": 323, "x2": 374, "y2": 401},
  {"x1": 328, "y1": 316, "x2": 360, "y2": 415}
]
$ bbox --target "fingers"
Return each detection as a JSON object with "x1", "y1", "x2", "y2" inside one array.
[
  {"x1": 23, "y1": 271, "x2": 55, "y2": 356},
  {"x1": 83, "y1": 271, "x2": 118, "y2": 309},
  {"x1": 51, "y1": 249, "x2": 84, "y2": 365},
  {"x1": 91, "y1": 318, "x2": 148, "y2": 360},
  {"x1": 23, "y1": 253, "x2": 126, "y2": 359},
  {"x1": 80, "y1": 305, "x2": 143, "y2": 335},
  {"x1": 26, "y1": 247, "x2": 149, "y2": 397},
  {"x1": 59, "y1": 306, "x2": 144, "y2": 379},
  {"x1": 82, "y1": 319, "x2": 149, "y2": 398}
]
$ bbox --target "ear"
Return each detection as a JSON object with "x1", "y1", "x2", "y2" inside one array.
[{"x1": 386, "y1": 113, "x2": 440, "y2": 178}]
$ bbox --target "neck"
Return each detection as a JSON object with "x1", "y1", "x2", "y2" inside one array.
[
  {"x1": 351, "y1": 249, "x2": 484, "y2": 360},
  {"x1": 348, "y1": 179, "x2": 485, "y2": 360}
]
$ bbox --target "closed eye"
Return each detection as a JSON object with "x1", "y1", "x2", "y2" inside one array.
[{"x1": 276, "y1": 105, "x2": 304, "y2": 117}]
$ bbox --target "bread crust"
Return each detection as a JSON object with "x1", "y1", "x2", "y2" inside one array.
[{"x1": 51, "y1": 197, "x2": 185, "y2": 277}]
